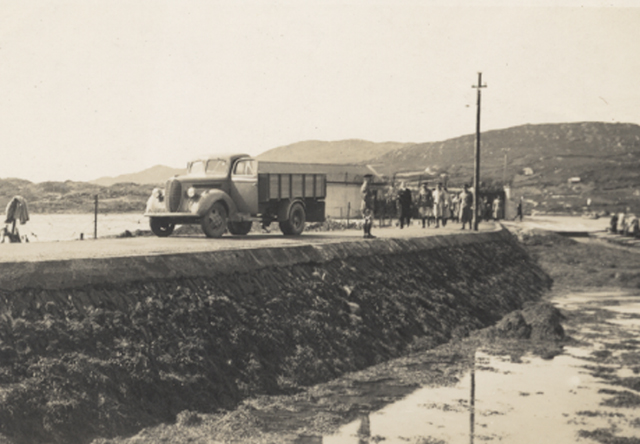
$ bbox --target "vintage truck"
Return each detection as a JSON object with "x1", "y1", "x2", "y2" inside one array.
[{"x1": 144, "y1": 153, "x2": 326, "y2": 238}]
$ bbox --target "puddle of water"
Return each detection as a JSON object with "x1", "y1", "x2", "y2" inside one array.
[
  {"x1": 600, "y1": 302, "x2": 640, "y2": 316},
  {"x1": 324, "y1": 351, "x2": 636, "y2": 444},
  {"x1": 566, "y1": 346, "x2": 597, "y2": 359},
  {"x1": 553, "y1": 290, "x2": 640, "y2": 309},
  {"x1": 321, "y1": 291, "x2": 640, "y2": 444},
  {"x1": 557, "y1": 291, "x2": 640, "y2": 329},
  {"x1": 606, "y1": 317, "x2": 640, "y2": 328},
  {"x1": 616, "y1": 367, "x2": 637, "y2": 378}
]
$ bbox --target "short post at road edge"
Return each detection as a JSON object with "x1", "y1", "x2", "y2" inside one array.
[{"x1": 94, "y1": 195, "x2": 98, "y2": 239}]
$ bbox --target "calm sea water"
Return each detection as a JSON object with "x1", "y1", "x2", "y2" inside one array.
[{"x1": 7, "y1": 213, "x2": 148, "y2": 242}]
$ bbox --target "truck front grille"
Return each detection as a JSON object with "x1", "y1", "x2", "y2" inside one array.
[{"x1": 166, "y1": 179, "x2": 183, "y2": 212}]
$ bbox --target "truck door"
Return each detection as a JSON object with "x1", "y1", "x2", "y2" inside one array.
[{"x1": 230, "y1": 159, "x2": 258, "y2": 215}]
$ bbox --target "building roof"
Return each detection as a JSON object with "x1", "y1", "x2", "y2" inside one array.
[{"x1": 258, "y1": 161, "x2": 382, "y2": 184}]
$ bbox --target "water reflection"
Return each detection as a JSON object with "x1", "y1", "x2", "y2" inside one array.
[
  {"x1": 356, "y1": 412, "x2": 370, "y2": 444},
  {"x1": 322, "y1": 292, "x2": 640, "y2": 443}
]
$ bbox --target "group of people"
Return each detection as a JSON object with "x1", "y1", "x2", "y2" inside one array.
[
  {"x1": 415, "y1": 183, "x2": 506, "y2": 229},
  {"x1": 415, "y1": 182, "x2": 477, "y2": 229},
  {"x1": 608, "y1": 209, "x2": 640, "y2": 237},
  {"x1": 360, "y1": 176, "x2": 506, "y2": 238}
]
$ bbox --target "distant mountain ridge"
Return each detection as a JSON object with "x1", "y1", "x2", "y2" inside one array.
[
  {"x1": 370, "y1": 122, "x2": 640, "y2": 178},
  {"x1": 257, "y1": 139, "x2": 414, "y2": 164},
  {"x1": 3, "y1": 121, "x2": 640, "y2": 214},
  {"x1": 91, "y1": 165, "x2": 186, "y2": 186}
]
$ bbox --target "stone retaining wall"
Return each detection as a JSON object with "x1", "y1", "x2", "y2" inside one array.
[{"x1": 0, "y1": 229, "x2": 552, "y2": 444}]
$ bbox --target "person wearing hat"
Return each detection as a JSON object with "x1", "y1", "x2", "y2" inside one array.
[
  {"x1": 397, "y1": 181, "x2": 412, "y2": 229},
  {"x1": 360, "y1": 175, "x2": 376, "y2": 238},
  {"x1": 432, "y1": 183, "x2": 445, "y2": 228},
  {"x1": 459, "y1": 184, "x2": 474, "y2": 229},
  {"x1": 418, "y1": 183, "x2": 434, "y2": 228}
]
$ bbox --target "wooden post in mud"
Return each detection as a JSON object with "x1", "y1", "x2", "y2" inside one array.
[
  {"x1": 94, "y1": 195, "x2": 98, "y2": 239},
  {"x1": 469, "y1": 349, "x2": 476, "y2": 444}
]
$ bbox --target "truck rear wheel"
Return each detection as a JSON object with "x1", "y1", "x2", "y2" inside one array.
[
  {"x1": 201, "y1": 202, "x2": 227, "y2": 238},
  {"x1": 227, "y1": 221, "x2": 252, "y2": 235},
  {"x1": 279, "y1": 202, "x2": 306, "y2": 235},
  {"x1": 150, "y1": 218, "x2": 175, "y2": 237}
]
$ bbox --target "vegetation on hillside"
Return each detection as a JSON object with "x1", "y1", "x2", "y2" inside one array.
[
  {"x1": 371, "y1": 122, "x2": 640, "y2": 214},
  {"x1": 0, "y1": 179, "x2": 154, "y2": 214}
]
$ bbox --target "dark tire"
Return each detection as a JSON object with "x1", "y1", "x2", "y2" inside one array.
[
  {"x1": 201, "y1": 202, "x2": 228, "y2": 238},
  {"x1": 227, "y1": 221, "x2": 252, "y2": 235},
  {"x1": 150, "y1": 218, "x2": 175, "y2": 237},
  {"x1": 279, "y1": 202, "x2": 306, "y2": 235}
]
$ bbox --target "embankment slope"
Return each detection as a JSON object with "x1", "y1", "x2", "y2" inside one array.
[{"x1": 0, "y1": 229, "x2": 550, "y2": 444}]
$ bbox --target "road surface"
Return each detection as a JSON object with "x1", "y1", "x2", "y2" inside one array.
[{"x1": 0, "y1": 222, "x2": 498, "y2": 263}]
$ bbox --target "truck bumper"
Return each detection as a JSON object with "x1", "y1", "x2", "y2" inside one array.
[{"x1": 144, "y1": 212, "x2": 202, "y2": 225}]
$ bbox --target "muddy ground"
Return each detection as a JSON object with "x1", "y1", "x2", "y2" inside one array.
[{"x1": 89, "y1": 230, "x2": 640, "y2": 444}]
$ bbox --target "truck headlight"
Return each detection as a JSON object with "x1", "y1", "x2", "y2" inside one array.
[{"x1": 187, "y1": 187, "x2": 198, "y2": 198}]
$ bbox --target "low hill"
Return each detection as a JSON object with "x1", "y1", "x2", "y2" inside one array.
[
  {"x1": 257, "y1": 139, "x2": 414, "y2": 164},
  {"x1": 0, "y1": 179, "x2": 154, "y2": 214},
  {"x1": 371, "y1": 122, "x2": 640, "y2": 176},
  {"x1": 369, "y1": 122, "x2": 640, "y2": 214},
  {"x1": 91, "y1": 165, "x2": 186, "y2": 186}
]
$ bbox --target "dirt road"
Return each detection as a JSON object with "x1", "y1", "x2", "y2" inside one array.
[{"x1": 0, "y1": 222, "x2": 497, "y2": 263}]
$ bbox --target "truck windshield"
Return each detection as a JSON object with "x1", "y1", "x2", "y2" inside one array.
[
  {"x1": 189, "y1": 159, "x2": 228, "y2": 176},
  {"x1": 206, "y1": 159, "x2": 228, "y2": 176},
  {"x1": 189, "y1": 161, "x2": 206, "y2": 175}
]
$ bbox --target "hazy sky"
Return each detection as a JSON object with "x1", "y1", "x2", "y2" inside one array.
[{"x1": 1, "y1": 0, "x2": 639, "y2": 182}]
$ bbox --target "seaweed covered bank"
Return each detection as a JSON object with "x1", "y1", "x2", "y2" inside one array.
[{"x1": 0, "y1": 229, "x2": 551, "y2": 444}]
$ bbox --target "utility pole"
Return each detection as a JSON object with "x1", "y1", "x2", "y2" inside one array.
[{"x1": 472, "y1": 72, "x2": 487, "y2": 231}]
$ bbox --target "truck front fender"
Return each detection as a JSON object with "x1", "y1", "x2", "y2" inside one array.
[{"x1": 196, "y1": 189, "x2": 238, "y2": 220}]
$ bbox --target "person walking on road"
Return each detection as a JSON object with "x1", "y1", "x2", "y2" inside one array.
[
  {"x1": 433, "y1": 183, "x2": 445, "y2": 228},
  {"x1": 492, "y1": 196, "x2": 503, "y2": 221},
  {"x1": 459, "y1": 184, "x2": 474, "y2": 230},
  {"x1": 418, "y1": 184, "x2": 434, "y2": 228},
  {"x1": 361, "y1": 175, "x2": 376, "y2": 238},
  {"x1": 449, "y1": 193, "x2": 459, "y2": 224},
  {"x1": 397, "y1": 182, "x2": 412, "y2": 229},
  {"x1": 441, "y1": 186, "x2": 451, "y2": 227},
  {"x1": 617, "y1": 208, "x2": 628, "y2": 235},
  {"x1": 482, "y1": 197, "x2": 491, "y2": 222},
  {"x1": 515, "y1": 197, "x2": 523, "y2": 222}
]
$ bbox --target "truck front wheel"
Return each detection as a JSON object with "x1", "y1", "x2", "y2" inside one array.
[
  {"x1": 279, "y1": 202, "x2": 306, "y2": 235},
  {"x1": 201, "y1": 202, "x2": 228, "y2": 238},
  {"x1": 150, "y1": 218, "x2": 175, "y2": 237}
]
